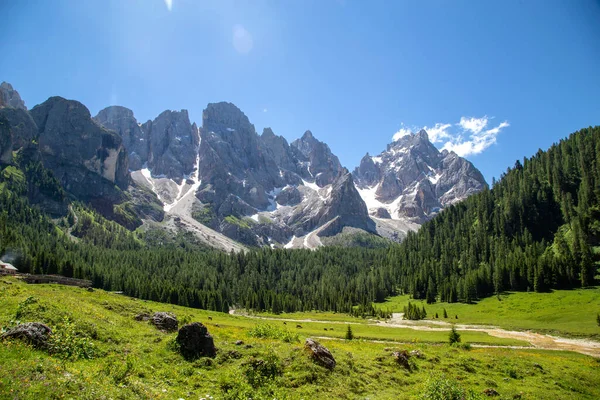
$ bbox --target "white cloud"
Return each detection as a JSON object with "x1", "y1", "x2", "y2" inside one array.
[
  {"x1": 392, "y1": 116, "x2": 509, "y2": 157},
  {"x1": 423, "y1": 123, "x2": 452, "y2": 143},
  {"x1": 164, "y1": 0, "x2": 173, "y2": 11},
  {"x1": 458, "y1": 116, "x2": 488, "y2": 134},
  {"x1": 392, "y1": 127, "x2": 412, "y2": 142},
  {"x1": 233, "y1": 25, "x2": 253, "y2": 54},
  {"x1": 443, "y1": 120, "x2": 509, "y2": 157}
]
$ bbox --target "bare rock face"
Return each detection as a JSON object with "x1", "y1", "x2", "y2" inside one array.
[
  {"x1": 0, "y1": 107, "x2": 37, "y2": 151},
  {"x1": 291, "y1": 130, "x2": 343, "y2": 186},
  {"x1": 176, "y1": 322, "x2": 217, "y2": 359},
  {"x1": 151, "y1": 312, "x2": 178, "y2": 332},
  {"x1": 0, "y1": 82, "x2": 27, "y2": 110},
  {"x1": 94, "y1": 106, "x2": 148, "y2": 171},
  {"x1": 304, "y1": 338, "x2": 336, "y2": 370},
  {"x1": 30, "y1": 97, "x2": 129, "y2": 194},
  {"x1": 0, "y1": 115, "x2": 12, "y2": 164},
  {"x1": 147, "y1": 110, "x2": 199, "y2": 179},
  {"x1": 198, "y1": 102, "x2": 283, "y2": 212},
  {"x1": 1, "y1": 322, "x2": 52, "y2": 349},
  {"x1": 95, "y1": 107, "x2": 199, "y2": 180},
  {"x1": 260, "y1": 127, "x2": 298, "y2": 173}
]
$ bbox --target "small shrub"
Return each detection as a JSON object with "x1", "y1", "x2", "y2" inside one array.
[
  {"x1": 596, "y1": 313, "x2": 600, "y2": 327},
  {"x1": 420, "y1": 373, "x2": 484, "y2": 400},
  {"x1": 443, "y1": 308, "x2": 448, "y2": 318},
  {"x1": 449, "y1": 326, "x2": 461, "y2": 345},
  {"x1": 241, "y1": 351, "x2": 282, "y2": 388},
  {"x1": 48, "y1": 316, "x2": 96, "y2": 360},
  {"x1": 15, "y1": 296, "x2": 37, "y2": 319},
  {"x1": 248, "y1": 324, "x2": 299, "y2": 343}
]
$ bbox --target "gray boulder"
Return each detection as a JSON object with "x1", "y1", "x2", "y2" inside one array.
[
  {"x1": 151, "y1": 312, "x2": 178, "y2": 332},
  {"x1": 304, "y1": 338, "x2": 335, "y2": 370},
  {"x1": 176, "y1": 322, "x2": 217, "y2": 359},
  {"x1": 1, "y1": 322, "x2": 52, "y2": 349}
]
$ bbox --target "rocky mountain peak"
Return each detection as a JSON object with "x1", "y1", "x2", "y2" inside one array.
[
  {"x1": 0, "y1": 82, "x2": 27, "y2": 110},
  {"x1": 203, "y1": 102, "x2": 253, "y2": 135},
  {"x1": 291, "y1": 131, "x2": 342, "y2": 186},
  {"x1": 261, "y1": 127, "x2": 276, "y2": 138},
  {"x1": 353, "y1": 128, "x2": 486, "y2": 224}
]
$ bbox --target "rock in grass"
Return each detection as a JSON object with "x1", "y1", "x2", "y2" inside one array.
[
  {"x1": 134, "y1": 313, "x2": 151, "y2": 321},
  {"x1": 176, "y1": 322, "x2": 216, "y2": 360},
  {"x1": 392, "y1": 350, "x2": 411, "y2": 370},
  {"x1": 483, "y1": 388, "x2": 500, "y2": 396},
  {"x1": 1, "y1": 322, "x2": 52, "y2": 349},
  {"x1": 151, "y1": 312, "x2": 178, "y2": 332},
  {"x1": 304, "y1": 338, "x2": 336, "y2": 370}
]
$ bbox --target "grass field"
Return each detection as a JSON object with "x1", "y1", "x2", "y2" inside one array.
[
  {"x1": 373, "y1": 287, "x2": 600, "y2": 338},
  {"x1": 1, "y1": 278, "x2": 600, "y2": 399}
]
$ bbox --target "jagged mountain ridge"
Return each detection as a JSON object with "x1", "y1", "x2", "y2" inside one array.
[
  {"x1": 1, "y1": 81, "x2": 486, "y2": 249},
  {"x1": 353, "y1": 129, "x2": 487, "y2": 224}
]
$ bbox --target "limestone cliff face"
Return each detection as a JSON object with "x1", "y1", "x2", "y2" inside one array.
[
  {"x1": 95, "y1": 106, "x2": 199, "y2": 179},
  {"x1": 30, "y1": 97, "x2": 129, "y2": 192},
  {"x1": 94, "y1": 106, "x2": 148, "y2": 171}
]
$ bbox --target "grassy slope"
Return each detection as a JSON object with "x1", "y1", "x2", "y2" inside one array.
[
  {"x1": 374, "y1": 288, "x2": 600, "y2": 338},
  {"x1": 1, "y1": 278, "x2": 600, "y2": 399}
]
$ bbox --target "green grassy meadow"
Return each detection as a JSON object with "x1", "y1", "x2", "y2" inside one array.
[
  {"x1": 1, "y1": 278, "x2": 600, "y2": 399},
  {"x1": 373, "y1": 288, "x2": 600, "y2": 338}
]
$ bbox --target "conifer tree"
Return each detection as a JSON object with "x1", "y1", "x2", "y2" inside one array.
[
  {"x1": 345, "y1": 325, "x2": 354, "y2": 340},
  {"x1": 449, "y1": 326, "x2": 461, "y2": 345}
]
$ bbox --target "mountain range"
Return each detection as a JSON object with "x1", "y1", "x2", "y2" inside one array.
[{"x1": 0, "y1": 81, "x2": 487, "y2": 250}]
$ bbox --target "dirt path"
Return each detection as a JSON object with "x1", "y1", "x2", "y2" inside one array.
[
  {"x1": 231, "y1": 310, "x2": 600, "y2": 357},
  {"x1": 379, "y1": 313, "x2": 600, "y2": 358}
]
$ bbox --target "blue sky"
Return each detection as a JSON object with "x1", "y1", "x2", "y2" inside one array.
[{"x1": 1, "y1": 0, "x2": 599, "y2": 183}]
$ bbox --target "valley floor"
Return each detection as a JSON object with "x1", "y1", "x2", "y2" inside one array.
[{"x1": 1, "y1": 278, "x2": 599, "y2": 399}]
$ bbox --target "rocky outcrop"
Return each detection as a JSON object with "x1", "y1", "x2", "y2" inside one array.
[
  {"x1": 176, "y1": 322, "x2": 217, "y2": 359},
  {"x1": 0, "y1": 82, "x2": 27, "y2": 110},
  {"x1": 1, "y1": 322, "x2": 52, "y2": 349},
  {"x1": 304, "y1": 338, "x2": 336, "y2": 370},
  {"x1": 151, "y1": 312, "x2": 178, "y2": 332}
]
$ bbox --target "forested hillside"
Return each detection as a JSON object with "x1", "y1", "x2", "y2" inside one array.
[
  {"x1": 391, "y1": 126, "x2": 600, "y2": 302},
  {"x1": 1, "y1": 127, "x2": 599, "y2": 314}
]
